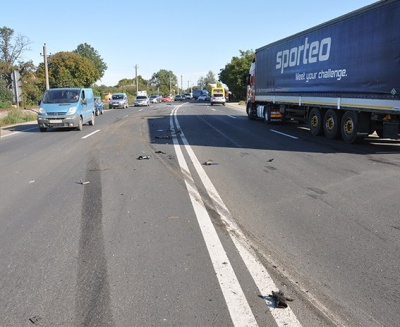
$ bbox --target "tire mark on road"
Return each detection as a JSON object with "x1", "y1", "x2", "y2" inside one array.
[{"x1": 75, "y1": 157, "x2": 114, "y2": 327}]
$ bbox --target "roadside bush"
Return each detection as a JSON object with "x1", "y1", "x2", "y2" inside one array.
[
  {"x1": 0, "y1": 109, "x2": 37, "y2": 126},
  {"x1": 0, "y1": 80, "x2": 13, "y2": 109}
]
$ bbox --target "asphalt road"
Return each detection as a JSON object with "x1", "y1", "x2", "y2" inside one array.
[{"x1": 0, "y1": 101, "x2": 399, "y2": 327}]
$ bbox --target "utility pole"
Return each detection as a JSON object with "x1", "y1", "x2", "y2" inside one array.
[
  {"x1": 134, "y1": 64, "x2": 139, "y2": 94},
  {"x1": 181, "y1": 75, "x2": 183, "y2": 93},
  {"x1": 42, "y1": 43, "x2": 50, "y2": 90}
]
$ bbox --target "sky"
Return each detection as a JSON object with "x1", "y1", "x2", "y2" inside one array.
[{"x1": 2, "y1": 0, "x2": 377, "y2": 88}]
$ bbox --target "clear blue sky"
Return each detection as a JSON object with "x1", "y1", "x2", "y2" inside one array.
[{"x1": 3, "y1": 0, "x2": 377, "y2": 87}]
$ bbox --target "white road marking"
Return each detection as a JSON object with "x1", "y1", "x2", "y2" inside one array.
[
  {"x1": 81, "y1": 129, "x2": 100, "y2": 139},
  {"x1": 170, "y1": 109, "x2": 258, "y2": 327},
  {"x1": 228, "y1": 115, "x2": 237, "y2": 119},
  {"x1": 271, "y1": 129, "x2": 299, "y2": 139},
  {"x1": 172, "y1": 107, "x2": 303, "y2": 327}
]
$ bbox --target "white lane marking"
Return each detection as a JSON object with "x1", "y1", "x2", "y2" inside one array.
[
  {"x1": 172, "y1": 108, "x2": 303, "y2": 327},
  {"x1": 170, "y1": 111, "x2": 258, "y2": 327},
  {"x1": 228, "y1": 115, "x2": 237, "y2": 119},
  {"x1": 270, "y1": 129, "x2": 299, "y2": 139},
  {"x1": 81, "y1": 129, "x2": 100, "y2": 139}
]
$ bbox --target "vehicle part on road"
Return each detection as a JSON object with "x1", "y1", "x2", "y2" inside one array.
[
  {"x1": 269, "y1": 291, "x2": 294, "y2": 308},
  {"x1": 137, "y1": 155, "x2": 150, "y2": 160}
]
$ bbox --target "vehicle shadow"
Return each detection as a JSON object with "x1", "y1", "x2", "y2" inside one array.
[{"x1": 147, "y1": 113, "x2": 400, "y2": 156}]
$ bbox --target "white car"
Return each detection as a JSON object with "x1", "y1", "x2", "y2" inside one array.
[
  {"x1": 210, "y1": 93, "x2": 226, "y2": 106},
  {"x1": 134, "y1": 95, "x2": 150, "y2": 106}
]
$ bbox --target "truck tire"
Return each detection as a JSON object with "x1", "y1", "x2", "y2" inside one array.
[
  {"x1": 247, "y1": 103, "x2": 255, "y2": 120},
  {"x1": 323, "y1": 109, "x2": 342, "y2": 139},
  {"x1": 309, "y1": 107, "x2": 323, "y2": 136},
  {"x1": 341, "y1": 111, "x2": 359, "y2": 143},
  {"x1": 263, "y1": 106, "x2": 271, "y2": 124}
]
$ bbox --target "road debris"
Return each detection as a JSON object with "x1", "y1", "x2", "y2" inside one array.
[
  {"x1": 203, "y1": 159, "x2": 214, "y2": 166},
  {"x1": 137, "y1": 155, "x2": 151, "y2": 160},
  {"x1": 29, "y1": 316, "x2": 42, "y2": 324},
  {"x1": 155, "y1": 150, "x2": 166, "y2": 154},
  {"x1": 77, "y1": 179, "x2": 90, "y2": 185},
  {"x1": 267, "y1": 158, "x2": 274, "y2": 162},
  {"x1": 269, "y1": 290, "x2": 294, "y2": 308}
]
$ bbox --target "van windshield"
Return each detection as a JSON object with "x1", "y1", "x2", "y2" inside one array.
[{"x1": 42, "y1": 89, "x2": 80, "y2": 104}]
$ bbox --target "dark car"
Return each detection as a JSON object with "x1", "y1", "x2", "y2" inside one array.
[{"x1": 94, "y1": 96, "x2": 104, "y2": 116}]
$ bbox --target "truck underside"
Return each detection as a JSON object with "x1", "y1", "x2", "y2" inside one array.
[{"x1": 246, "y1": 96, "x2": 400, "y2": 144}]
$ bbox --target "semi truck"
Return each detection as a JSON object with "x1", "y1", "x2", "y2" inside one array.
[{"x1": 245, "y1": 0, "x2": 400, "y2": 143}]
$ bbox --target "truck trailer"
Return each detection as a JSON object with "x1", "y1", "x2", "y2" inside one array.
[{"x1": 245, "y1": 0, "x2": 400, "y2": 143}]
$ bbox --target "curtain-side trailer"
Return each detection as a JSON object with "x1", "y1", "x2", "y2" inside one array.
[{"x1": 245, "y1": 0, "x2": 400, "y2": 143}]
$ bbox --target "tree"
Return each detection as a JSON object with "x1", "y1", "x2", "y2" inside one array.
[
  {"x1": 0, "y1": 26, "x2": 32, "y2": 90},
  {"x1": 36, "y1": 51, "x2": 98, "y2": 88},
  {"x1": 73, "y1": 43, "x2": 107, "y2": 82},
  {"x1": 219, "y1": 50, "x2": 254, "y2": 101},
  {"x1": 204, "y1": 70, "x2": 216, "y2": 86},
  {"x1": 149, "y1": 69, "x2": 177, "y2": 95}
]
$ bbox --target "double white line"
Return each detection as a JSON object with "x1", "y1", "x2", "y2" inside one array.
[{"x1": 170, "y1": 105, "x2": 302, "y2": 327}]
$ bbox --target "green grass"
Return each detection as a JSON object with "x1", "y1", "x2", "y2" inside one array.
[{"x1": 0, "y1": 109, "x2": 37, "y2": 126}]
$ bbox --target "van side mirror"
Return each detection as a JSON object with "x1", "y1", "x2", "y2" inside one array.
[{"x1": 38, "y1": 100, "x2": 41, "y2": 105}]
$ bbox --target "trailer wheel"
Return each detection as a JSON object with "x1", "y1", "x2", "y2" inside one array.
[
  {"x1": 263, "y1": 106, "x2": 271, "y2": 124},
  {"x1": 309, "y1": 108, "x2": 323, "y2": 136},
  {"x1": 341, "y1": 111, "x2": 359, "y2": 143},
  {"x1": 247, "y1": 103, "x2": 255, "y2": 120},
  {"x1": 323, "y1": 109, "x2": 341, "y2": 139}
]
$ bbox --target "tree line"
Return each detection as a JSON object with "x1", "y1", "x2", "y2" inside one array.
[{"x1": 0, "y1": 26, "x2": 254, "y2": 108}]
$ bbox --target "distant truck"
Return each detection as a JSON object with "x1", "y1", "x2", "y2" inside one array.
[{"x1": 245, "y1": 0, "x2": 400, "y2": 143}]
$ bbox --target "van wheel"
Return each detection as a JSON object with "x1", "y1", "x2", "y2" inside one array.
[
  {"x1": 89, "y1": 114, "x2": 95, "y2": 126},
  {"x1": 95, "y1": 110, "x2": 99, "y2": 116},
  {"x1": 77, "y1": 117, "x2": 83, "y2": 131}
]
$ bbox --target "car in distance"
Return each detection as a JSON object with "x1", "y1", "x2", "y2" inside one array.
[
  {"x1": 134, "y1": 95, "x2": 150, "y2": 106},
  {"x1": 197, "y1": 94, "x2": 210, "y2": 101},
  {"x1": 162, "y1": 95, "x2": 172, "y2": 102},
  {"x1": 109, "y1": 93, "x2": 128, "y2": 109},
  {"x1": 149, "y1": 95, "x2": 161, "y2": 103},
  {"x1": 94, "y1": 96, "x2": 104, "y2": 115},
  {"x1": 174, "y1": 94, "x2": 185, "y2": 101},
  {"x1": 210, "y1": 93, "x2": 226, "y2": 106},
  {"x1": 184, "y1": 93, "x2": 192, "y2": 100}
]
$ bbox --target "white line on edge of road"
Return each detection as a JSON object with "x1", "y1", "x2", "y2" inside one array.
[
  {"x1": 81, "y1": 129, "x2": 100, "y2": 139},
  {"x1": 172, "y1": 106, "x2": 303, "y2": 327},
  {"x1": 170, "y1": 107, "x2": 258, "y2": 327}
]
